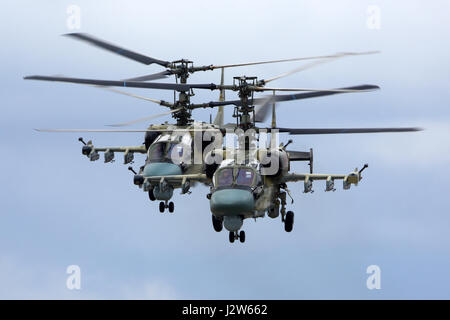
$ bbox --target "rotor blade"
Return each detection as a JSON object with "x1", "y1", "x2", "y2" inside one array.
[
  {"x1": 35, "y1": 129, "x2": 154, "y2": 132},
  {"x1": 253, "y1": 103, "x2": 272, "y2": 123},
  {"x1": 190, "y1": 85, "x2": 380, "y2": 112},
  {"x1": 93, "y1": 86, "x2": 170, "y2": 106},
  {"x1": 25, "y1": 75, "x2": 375, "y2": 94},
  {"x1": 262, "y1": 56, "x2": 342, "y2": 84},
  {"x1": 24, "y1": 75, "x2": 216, "y2": 91},
  {"x1": 262, "y1": 85, "x2": 380, "y2": 103},
  {"x1": 123, "y1": 70, "x2": 173, "y2": 82},
  {"x1": 64, "y1": 33, "x2": 171, "y2": 67},
  {"x1": 35, "y1": 127, "x2": 423, "y2": 134},
  {"x1": 253, "y1": 86, "x2": 379, "y2": 92},
  {"x1": 211, "y1": 51, "x2": 380, "y2": 69},
  {"x1": 277, "y1": 127, "x2": 423, "y2": 135},
  {"x1": 107, "y1": 108, "x2": 183, "y2": 127},
  {"x1": 228, "y1": 84, "x2": 380, "y2": 105},
  {"x1": 262, "y1": 51, "x2": 380, "y2": 84},
  {"x1": 35, "y1": 128, "x2": 221, "y2": 133},
  {"x1": 252, "y1": 85, "x2": 379, "y2": 123}
]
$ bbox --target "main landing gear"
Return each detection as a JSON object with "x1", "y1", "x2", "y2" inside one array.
[
  {"x1": 277, "y1": 191, "x2": 294, "y2": 232},
  {"x1": 159, "y1": 201, "x2": 174, "y2": 213},
  {"x1": 229, "y1": 230, "x2": 245, "y2": 243},
  {"x1": 148, "y1": 189, "x2": 156, "y2": 201}
]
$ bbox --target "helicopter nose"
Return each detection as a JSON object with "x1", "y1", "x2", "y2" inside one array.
[
  {"x1": 210, "y1": 189, "x2": 254, "y2": 216},
  {"x1": 143, "y1": 162, "x2": 182, "y2": 177}
]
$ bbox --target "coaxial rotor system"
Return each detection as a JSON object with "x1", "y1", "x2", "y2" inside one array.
[{"x1": 25, "y1": 33, "x2": 421, "y2": 135}]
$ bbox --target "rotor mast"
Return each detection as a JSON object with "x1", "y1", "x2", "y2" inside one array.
[
  {"x1": 171, "y1": 59, "x2": 195, "y2": 126},
  {"x1": 232, "y1": 76, "x2": 258, "y2": 131}
]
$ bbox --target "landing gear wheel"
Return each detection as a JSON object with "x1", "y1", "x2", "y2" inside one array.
[
  {"x1": 212, "y1": 216, "x2": 223, "y2": 232},
  {"x1": 285, "y1": 211, "x2": 294, "y2": 232},
  {"x1": 148, "y1": 189, "x2": 156, "y2": 201},
  {"x1": 239, "y1": 230, "x2": 246, "y2": 243},
  {"x1": 159, "y1": 202, "x2": 165, "y2": 213},
  {"x1": 168, "y1": 201, "x2": 174, "y2": 213},
  {"x1": 229, "y1": 231, "x2": 235, "y2": 243}
]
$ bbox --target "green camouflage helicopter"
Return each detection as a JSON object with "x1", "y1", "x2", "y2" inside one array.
[
  {"x1": 25, "y1": 34, "x2": 422, "y2": 242},
  {"x1": 27, "y1": 33, "x2": 385, "y2": 213},
  {"x1": 126, "y1": 75, "x2": 421, "y2": 243}
]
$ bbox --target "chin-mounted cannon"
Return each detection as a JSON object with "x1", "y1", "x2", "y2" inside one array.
[{"x1": 78, "y1": 137, "x2": 147, "y2": 165}]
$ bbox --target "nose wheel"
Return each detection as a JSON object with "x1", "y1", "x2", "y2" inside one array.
[
  {"x1": 229, "y1": 230, "x2": 246, "y2": 243},
  {"x1": 159, "y1": 201, "x2": 175, "y2": 213}
]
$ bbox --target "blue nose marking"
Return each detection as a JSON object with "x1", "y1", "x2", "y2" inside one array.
[
  {"x1": 210, "y1": 189, "x2": 254, "y2": 216},
  {"x1": 143, "y1": 162, "x2": 182, "y2": 177}
]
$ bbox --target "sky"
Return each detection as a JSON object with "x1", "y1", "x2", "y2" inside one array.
[{"x1": 1, "y1": 0, "x2": 450, "y2": 299}]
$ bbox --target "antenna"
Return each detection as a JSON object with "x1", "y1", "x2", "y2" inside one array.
[
  {"x1": 271, "y1": 90, "x2": 276, "y2": 128},
  {"x1": 213, "y1": 67, "x2": 225, "y2": 126}
]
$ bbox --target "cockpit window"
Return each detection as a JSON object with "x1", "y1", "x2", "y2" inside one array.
[
  {"x1": 216, "y1": 167, "x2": 256, "y2": 187},
  {"x1": 167, "y1": 143, "x2": 184, "y2": 159},
  {"x1": 148, "y1": 143, "x2": 165, "y2": 161},
  {"x1": 148, "y1": 142, "x2": 185, "y2": 163},
  {"x1": 236, "y1": 168, "x2": 255, "y2": 186},
  {"x1": 217, "y1": 168, "x2": 233, "y2": 187}
]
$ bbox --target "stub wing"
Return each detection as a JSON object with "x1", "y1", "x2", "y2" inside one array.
[
  {"x1": 135, "y1": 173, "x2": 210, "y2": 194},
  {"x1": 143, "y1": 173, "x2": 209, "y2": 185},
  {"x1": 282, "y1": 173, "x2": 350, "y2": 182},
  {"x1": 282, "y1": 164, "x2": 368, "y2": 192},
  {"x1": 90, "y1": 146, "x2": 147, "y2": 153},
  {"x1": 78, "y1": 137, "x2": 147, "y2": 164}
]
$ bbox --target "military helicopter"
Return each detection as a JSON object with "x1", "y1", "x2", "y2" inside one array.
[
  {"x1": 206, "y1": 147, "x2": 368, "y2": 243},
  {"x1": 120, "y1": 74, "x2": 421, "y2": 243},
  {"x1": 25, "y1": 34, "x2": 422, "y2": 242},
  {"x1": 153, "y1": 75, "x2": 421, "y2": 243},
  {"x1": 26, "y1": 33, "x2": 385, "y2": 212}
]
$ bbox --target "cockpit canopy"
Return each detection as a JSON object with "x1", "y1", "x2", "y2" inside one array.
[
  {"x1": 147, "y1": 142, "x2": 184, "y2": 164},
  {"x1": 215, "y1": 166, "x2": 257, "y2": 188}
]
